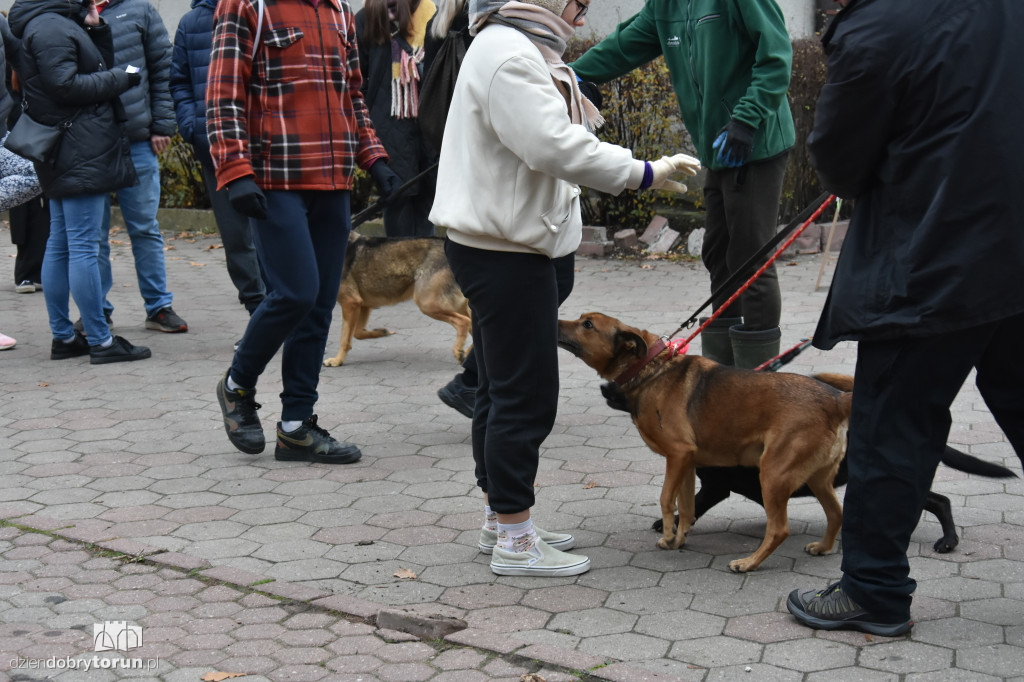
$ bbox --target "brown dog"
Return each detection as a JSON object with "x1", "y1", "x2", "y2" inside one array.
[
  {"x1": 323, "y1": 234, "x2": 471, "y2": 367},
  {"x1": 557, "y1": 312, "x2": 852, "y2": 573}
]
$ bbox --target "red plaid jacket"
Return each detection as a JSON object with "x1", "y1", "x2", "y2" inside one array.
[{"x1": 207, "y1": 0, "x2": 387, "y2": 191}]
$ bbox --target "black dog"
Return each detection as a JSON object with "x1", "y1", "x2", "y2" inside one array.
[{"x1": 600, "y1": 382, "x2": 1017, "y2": 553}]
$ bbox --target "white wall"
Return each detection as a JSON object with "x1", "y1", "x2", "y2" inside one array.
[{"x1": 1, "y1": 0, "x2": 817, "y2": 41}]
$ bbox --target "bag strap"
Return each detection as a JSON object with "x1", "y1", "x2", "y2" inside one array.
[{"x1": 251, "y1": 0, "x2": 264, "y2": 62}]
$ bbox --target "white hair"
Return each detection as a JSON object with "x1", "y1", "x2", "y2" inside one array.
[{"x1": 430, "y1": 0, "x2": 470, "y2": 39}]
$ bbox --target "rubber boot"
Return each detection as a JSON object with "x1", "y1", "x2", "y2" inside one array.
[
  {"x1": 699, "y1": 317, "x2": 742, "y2": 366},
  {"x1": 729, "y1": 325, "x2": 782, "y2": 370}
]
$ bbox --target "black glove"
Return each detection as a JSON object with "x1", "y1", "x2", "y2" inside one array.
[
  {"x1": 228, "y1": 177, "x2": 267, "y2": 219},
  {"x1": 578, "y1": 80, "x2": 603, "y2": 110},
  {"x1": 369, "y1": 160, "x2": 402, "y2": 206},
  {"x1": 127, "y1": 71, "x2": 142, "y2": 87},
  {"x1": 600, "y1": 381, "x2": 629, "y2": 412},
  {"x1": 712, "y1": 119, "x2": 756, "y2": 168}
]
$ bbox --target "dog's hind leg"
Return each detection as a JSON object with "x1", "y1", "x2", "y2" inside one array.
[
  {"x1": 924, "y1": 491, "x2": 959, "y2": 553},
  {"x1": 353, "y1": 307, "x2": 391, "y2": 339},
  {"x1": 729, "y1": 454, "x2": 810, "y2": 573},
  {"x1": 803, "y1": 465, "x2": 844, "y2": 557}
]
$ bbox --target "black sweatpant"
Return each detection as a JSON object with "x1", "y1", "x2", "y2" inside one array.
[
  {"x1": 444, "y1": 239, "x2": 574, "y2": 513},
  {"x1": 10, "y1": 196, "x2": 49, "y2": 285},
  {"x1": 840, "y1": 312, "x2": 1024, "y2": 621},
  {"x1": 702, "y1": 153, "x2": 788, "y2": 330}
]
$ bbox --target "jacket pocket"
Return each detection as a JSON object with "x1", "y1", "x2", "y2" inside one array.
[
  {"x1": 540, "y1": 183, "x2": 580, "y2": 235},
  {"x1": 262, "y1": 28, "x2": 306, "y2": 83}
]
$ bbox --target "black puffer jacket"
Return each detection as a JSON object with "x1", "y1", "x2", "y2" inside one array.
[
  {"x1": 8, "y1": 0, "x2": 138, "y2": 198},
  {"x1": 809, "y1": 0, "x2": 1024, "y2": 349},
  {"x1": 101, "y1": 0, "x2": 175, "y2": 142}
]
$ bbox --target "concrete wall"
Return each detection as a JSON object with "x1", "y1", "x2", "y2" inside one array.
[{"x1": 1, "y1": 0, "x2": 817, "y2": 42}]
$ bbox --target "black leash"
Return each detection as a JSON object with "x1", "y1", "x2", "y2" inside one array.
[
  {"x1": 675, "y1": 190, "x2": 833, "y2": 334},
  {"x1": 351, "y1": 162, "x2": 440, "y2": 228}
]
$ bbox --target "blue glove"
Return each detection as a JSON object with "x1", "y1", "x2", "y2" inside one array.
[
  {"x1": 369, "y1": 160, "x2": 402, "y2": 206},
  {"x1": 712, "y1": 120, "x2": 756, "y2": 168}
]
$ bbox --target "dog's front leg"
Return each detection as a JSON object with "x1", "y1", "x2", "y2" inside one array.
[{"x1": 658, "y1": 452, "x2": 694, "y2": 550}]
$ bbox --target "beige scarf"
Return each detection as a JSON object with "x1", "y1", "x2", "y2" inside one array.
[{"x1": 470, "y1": 0, "x2": 604, "y2": 131}]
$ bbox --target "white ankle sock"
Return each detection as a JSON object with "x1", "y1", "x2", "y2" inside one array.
[
  {"x1": 497, "y1": 518, "x2": 535, "y2": 552},
  {"x1": 280, "y1": 420, "x2": 302, "y2": 433},
  {"x1": 484, "y1": 506, "x2": 498, "y2": 532},
  {"x1": 226, "y1": 375, "x2": 242, "y2": 391},
  {"x1": 98, "y1": 337, "x2": 113, "y2": 349}
]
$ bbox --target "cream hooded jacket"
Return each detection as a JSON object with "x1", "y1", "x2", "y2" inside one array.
[{"x1": 428, "y1": 23, "x2": 645, "y2": 259}]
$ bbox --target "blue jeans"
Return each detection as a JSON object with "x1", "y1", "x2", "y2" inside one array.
[
  {"x1": 231, "y1": 190, "x2": 350, "y2": 421},
  {"x1": 42, "y1": 195, "x2": 113, "y2": 346},
  {"x1": 99, "y1": 141, "x2": 173, "y2": 317}
]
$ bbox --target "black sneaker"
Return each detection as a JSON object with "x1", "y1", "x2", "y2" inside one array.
[
  {"x1": 216, "y1": 371, "x2": 265, "y2": 454},
  {"x1": 145, "y1": 306, "x2": 188, "y2": 333},
  {"x1": 275, "y1": 415, "x2": 362, "y2": 464},
  {"x1": 50, "y1": 331, "x2": 90, "y2": 360},
  {"x1": 73, "y1": 313, "x2": 113, "y2": 337},
  {"x1": 438, "y1": 374, "x2": 475, "y2": 418},
  {"x1": 89, "y1": 336, "x2": 152, "y2": 365},
  {"x1": 787, "y1": 582, "x2": 913, "y2": 637}
]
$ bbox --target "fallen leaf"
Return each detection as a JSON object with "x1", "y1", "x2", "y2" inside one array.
[
  {"x1": 109, "y1": 240, "x2": 125, "y2": 245},
  {"x1": 200, "y1": 673, "x2": 247, "y2": 681},
  {"x1": 207, "y1": 244, "x2": 224, "y2": 250},
  {"x1": 356, "y1": 540, "x2": 374, "y2": 546},
  {"x1": 521, "y1": 674, "x2": 546, "y2": 682},
  {"x1": 394, "y1": 568, "x2": 417, "y2": 579},
  {"x1": 38, "y1": 382, "x2": 49, "y2": 387},
  {"x1": 641, "y1": 264, "x2": 653, "y2": 269},
  {"x1": 583, "y1": 480, "x2": 597, "y2": 489},
  {"x1": 189, "y1": 262, "x2": 207, "y2": 267},
  {"x1": 865, "y1": 634, "x2": 873, "y2": 642}
]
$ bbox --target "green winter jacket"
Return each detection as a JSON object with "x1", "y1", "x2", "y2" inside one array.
[{"x1": 572, "y1": 0, "x2": 795, "y2": 170}]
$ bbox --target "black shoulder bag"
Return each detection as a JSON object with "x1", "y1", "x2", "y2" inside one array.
[{"x1": 418, "y1": 28, "x2": 466, "y2": 151}]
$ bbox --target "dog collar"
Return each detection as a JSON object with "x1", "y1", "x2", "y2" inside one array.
[{"x1": 613, "y1": 338, "x2": 689, "y2": 387}]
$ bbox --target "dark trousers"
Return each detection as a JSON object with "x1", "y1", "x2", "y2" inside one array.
[
  {"x1": 382, "y1": 193, "x2": 435, "y2": 238},
  {"x1": 10, "y1": 196, "x2": 50, "y2": 285},
  {"x1": 445, "y1": 239, "x2": 574, "y2": 513},
  {"x1": 232, "y1": 190, "x2": 350, "y2": 421},
  {"x1": 702, "y1": 153, "x2": 788, "y2": 330},
  {"x1": 198, "y1": 155, "x2": 266, "y2": 311},
  {"x1": 840, "y1": 312, "x2": 1024, "y2": 620}
]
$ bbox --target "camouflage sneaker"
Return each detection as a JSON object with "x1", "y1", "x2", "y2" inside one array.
[
  {"x1": 216, "y1": 371, "x2": 265, "y2": 454},
  {"x1": 275, "y1": 415, "x2": 362, "y2": 464}
]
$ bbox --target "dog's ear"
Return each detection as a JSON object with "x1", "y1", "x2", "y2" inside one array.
[{"x1": 613, "y1": 330, "x2": 648, "y2": 359}]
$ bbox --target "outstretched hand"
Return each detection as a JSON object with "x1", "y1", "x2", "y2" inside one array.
[{"x1": 648, "y1": 153, "x2": 701, "y2": 194}]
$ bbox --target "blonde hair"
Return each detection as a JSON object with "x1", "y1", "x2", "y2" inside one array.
[{"x1": 430, "y1": 0, "x2": 469, "y2": 39}]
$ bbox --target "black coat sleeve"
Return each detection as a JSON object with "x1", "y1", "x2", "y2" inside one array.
[{"x1": 807, "y1": 44, "x2": 897, "y2": 200}]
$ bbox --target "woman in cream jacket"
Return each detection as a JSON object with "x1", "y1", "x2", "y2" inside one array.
[{"x1": 430, "y1": 0, "x2": 698, "y2": 577}]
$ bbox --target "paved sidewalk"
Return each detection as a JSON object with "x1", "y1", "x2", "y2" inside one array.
[{"x1": 1, "y1": 225, "x2": 1022, "y2": 681}]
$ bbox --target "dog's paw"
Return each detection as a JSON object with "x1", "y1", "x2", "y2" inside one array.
[
  {"x1": 323, "y1": 357, "x2": 345, "y2": 367},
  {"x1": 728, "y1": 558, "x2": 757, "y2": 573},
  {"x1": 933, "y1": 536, "x2": 958, "y2": 553},
  {"x1": 804, "y1": 541, "x2": 834, "y2": 556}
]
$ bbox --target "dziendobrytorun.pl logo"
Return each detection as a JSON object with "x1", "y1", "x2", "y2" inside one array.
[{"x1": 9, "y1": 621, "x2": 159, "y2": 673}]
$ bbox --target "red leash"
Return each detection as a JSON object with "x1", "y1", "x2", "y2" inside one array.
[{"x1": 673, "y1": 194, "x2": 837, "y2": 347}]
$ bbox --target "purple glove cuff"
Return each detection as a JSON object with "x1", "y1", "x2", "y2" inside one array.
[{"x1": 639, "y1": 162, "x2": 654, "y2": 190}]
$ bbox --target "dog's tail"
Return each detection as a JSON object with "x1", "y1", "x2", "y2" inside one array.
[{"x1": 941, "y1": 446, "x2": 1018, "y2": 478}]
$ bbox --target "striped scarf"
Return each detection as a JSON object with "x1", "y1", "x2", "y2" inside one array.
[
  {"x1": 468, "y1": 0, "x2": 604, "y2": 131},
  {"x1": 391, "y1": 0, "x2": 436, "y2": 119}
]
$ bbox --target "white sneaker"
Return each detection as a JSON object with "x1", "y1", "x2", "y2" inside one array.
[
  {"x1": 490, "y1": 538, "x2": 590, "y2": 577},
  {"x1": 0, "y1": 333, "x2": 15, "y2": 350},
  {"x1": 478, "y1": 525, "x2": 575, "y2": 554}
]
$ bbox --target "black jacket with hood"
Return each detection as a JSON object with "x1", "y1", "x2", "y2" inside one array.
[
  {"x1": 7, "y1": 0, "x2": 138, "y2": 198},
  {"x1": 809, "y1": 0, "x2": 1024, "y2": 349}
]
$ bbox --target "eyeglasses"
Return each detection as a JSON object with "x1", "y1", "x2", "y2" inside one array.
[{"x1": 571, "y1": 0, "x2": 589, "y2": 23}]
